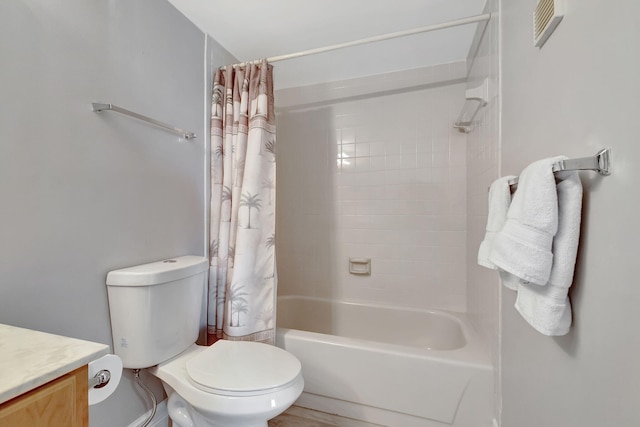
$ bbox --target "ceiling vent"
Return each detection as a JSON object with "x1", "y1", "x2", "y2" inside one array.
[{"x1": 533, "y1": 0, "x2": 564, "y2": 48}]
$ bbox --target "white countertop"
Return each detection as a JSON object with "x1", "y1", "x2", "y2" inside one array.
[{"x1": 0, "y1": 323, "x2": 110, "y2": 404}]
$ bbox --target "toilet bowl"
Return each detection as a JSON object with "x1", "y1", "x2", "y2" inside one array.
[
  {"x1": 105, "y1": 256, "x2": 304, "y2": 427},
  {"x1": 150, "y1": 341, "x2": 304, "y2": 427}
]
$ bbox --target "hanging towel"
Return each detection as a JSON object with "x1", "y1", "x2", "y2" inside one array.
[
  {"x1": 515, "y1": 172, "x2": 582, "y2": 335},
  {"x1": 489, "y1": 156, "x2": 567, "y2": 286},
  {"x1": 478, "y1": 175, "x2": 517, "y2": 269},
  {"x1": 499, "y1": 270, "x2": 521, "y2": 291}
]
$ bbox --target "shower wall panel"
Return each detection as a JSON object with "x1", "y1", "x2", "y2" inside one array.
[{"x1": 276, "y1": 63, "x2": 468, "y2": 311}]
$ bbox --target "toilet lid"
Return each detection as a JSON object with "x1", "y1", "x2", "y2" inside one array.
[{"x1": 186, "y1": 340, "x2": 301, "y2": 393}]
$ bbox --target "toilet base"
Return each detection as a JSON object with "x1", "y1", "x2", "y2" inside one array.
[{"x1": 167, "y1": 390, "x2": 272, "y2": 427}]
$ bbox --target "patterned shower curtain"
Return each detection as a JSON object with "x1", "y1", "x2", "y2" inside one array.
[{"x1": 208, "y1": 60, "x2": 277, "y2": 344}]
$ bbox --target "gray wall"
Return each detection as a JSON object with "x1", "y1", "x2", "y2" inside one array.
[
  {"x1": 501, "y1": 0, "x2": 640, "y2": 425},
  {"x1": 0, "y1": 1, "x2": 213, "y2": 425}
]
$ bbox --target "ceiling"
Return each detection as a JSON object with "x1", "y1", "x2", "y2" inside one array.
[{"x1": 167, "y1": 0, "x2": 488, "y2": 89}]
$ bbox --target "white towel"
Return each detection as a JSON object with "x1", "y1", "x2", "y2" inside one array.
[
  {"x1": 499, "y1": 270, "x2": 521, "y2": 291},
  {"x1": 515, "y1": 172, "x2": 582, "y2": 335},
  {"x1": 489, "y1": 157, "x2": 566, "y2": 286},
  {"x1": 477, "y1": 175, "x2": 517, "y2": 269}
]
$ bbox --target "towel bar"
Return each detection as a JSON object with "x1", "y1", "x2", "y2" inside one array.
[
  {"x1": 507, "y1": 148, "x2": 611, "y2": 188},
  {"x1": 91, "y1": 103, "x2": 197, "y2": 140}
]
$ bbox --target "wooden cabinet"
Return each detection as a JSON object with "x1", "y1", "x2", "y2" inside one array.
[{"x1": 0, "y1": 365, "x2": 88, "y2": 427}]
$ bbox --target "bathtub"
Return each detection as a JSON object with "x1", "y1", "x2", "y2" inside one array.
[{"x1": 276, "y1": 296, "x2": 493, "y2": 427}]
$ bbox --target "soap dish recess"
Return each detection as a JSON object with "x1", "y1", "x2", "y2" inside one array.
[{"x1": 349, "y1": 258, "x2": 371, "y2": 275}]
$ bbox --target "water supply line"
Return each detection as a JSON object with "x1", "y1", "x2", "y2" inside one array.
[{"x1": 133, "y1": 369, "x2": 157, "y2": 427}]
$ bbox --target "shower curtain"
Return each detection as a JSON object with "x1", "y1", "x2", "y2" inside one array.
[{"x1": 208, "y1": 60, "x2": 277, "y2": 344}]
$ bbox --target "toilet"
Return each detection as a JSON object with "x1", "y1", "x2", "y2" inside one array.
[{"x1": 106, "y1": 256, "x2": 304, "y2": 427}]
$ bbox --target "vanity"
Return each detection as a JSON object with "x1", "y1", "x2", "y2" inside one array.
[{"x1": 0, "y1": 324, "x2": 109, "y2": 426}]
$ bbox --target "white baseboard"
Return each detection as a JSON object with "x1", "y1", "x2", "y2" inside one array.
[{"x1": 128, "y1": 399, "x2": 168, "y2": 427}]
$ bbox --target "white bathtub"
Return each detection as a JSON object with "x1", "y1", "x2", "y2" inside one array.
[{"x1": 276, "y1": 296, "x2": 493, "y2": 427}]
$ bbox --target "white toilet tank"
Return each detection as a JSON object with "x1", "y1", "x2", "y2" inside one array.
[{"x1": 106, "y1": 256, "x2": 208, "y2": 369}]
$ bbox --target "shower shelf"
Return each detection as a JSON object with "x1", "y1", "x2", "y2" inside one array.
[{"x1": 453, "y1": 78, "x2": 489, "y2": 133}]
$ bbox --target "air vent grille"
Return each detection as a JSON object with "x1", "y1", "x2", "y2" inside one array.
[{"x1": 533, "y1": 0, "x2": 564, "y2": 47}]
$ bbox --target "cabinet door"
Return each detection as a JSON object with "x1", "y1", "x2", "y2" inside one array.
[{"x1": 0, "y1": 365, "x2": 88, "y2": 427}]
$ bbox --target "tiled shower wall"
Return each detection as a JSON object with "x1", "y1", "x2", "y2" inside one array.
[{"x1": 276, "y1": 63, "x2": 469, "y2": 311}]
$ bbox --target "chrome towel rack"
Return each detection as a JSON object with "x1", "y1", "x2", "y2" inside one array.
[
  {"x1": 507, "y1": 148, "x2": 611, "y2": 189},
  {"x1": 91, "y1": 103, "x2": 197, "y2": 140}
]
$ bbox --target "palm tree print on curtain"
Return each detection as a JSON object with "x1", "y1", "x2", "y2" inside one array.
[
  {"x1": 240, "y1": 192, "x2": 262, "y2": 229},
  {"x1": 208, "y1": 60, "x2": 277, "y2": 344}
]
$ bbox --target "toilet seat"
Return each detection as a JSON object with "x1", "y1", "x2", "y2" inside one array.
[
  {"x1": 186, "y1": 340, "x2": 302, "y2": 396},
  {"x1": 151, "y1": 342, "x2": 304, "y2": 424}
]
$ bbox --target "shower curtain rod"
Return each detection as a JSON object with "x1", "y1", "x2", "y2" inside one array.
[{"x1": 228, "y1": 13, "x2": 492, "y2": 67}]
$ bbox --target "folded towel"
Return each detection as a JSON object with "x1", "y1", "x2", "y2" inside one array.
[
  {"x1": 489, "y1": 157, "x2": 566, "y2": 286},
  {"x1": 515, "y1": 172, "x2": 582, "y2": 335},
  {"x1": 477, "y1": 175, "x2": 517, "y2": 269},
  {"x1": 499, "y1": 270, "x2": 521, "y2": 291}
]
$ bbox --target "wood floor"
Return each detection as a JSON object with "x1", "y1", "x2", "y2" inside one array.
[
  {"x1": 269, "y1": 413, "x2": 335, "y2": 427},
  {"x1": 268, "y1": 407, "x2": 383, "y2": 427}
]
